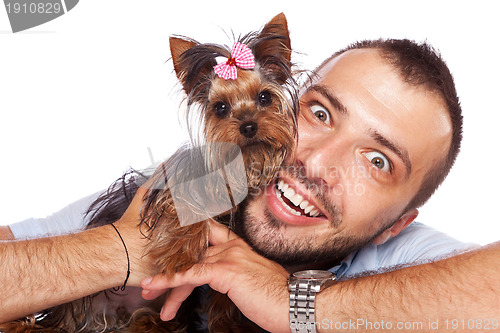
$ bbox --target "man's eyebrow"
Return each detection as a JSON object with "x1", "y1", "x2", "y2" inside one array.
[
  {"x1": 306, "y1": 84, "x2": 349, "y2": 116},
  {"x1": 370, "y1": 130, "x2": 412, "y2": 177}
]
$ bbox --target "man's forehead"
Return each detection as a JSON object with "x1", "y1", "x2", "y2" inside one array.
[
  {"x1": 300, "y1": 49, "x2": 383, "y2": 97},
  {"x1": 316, "y1": 48, "x2": 385, "y2": 78},
  {"x1": 316, "y1": 48, "x2": 452, "y2": 135},
  {"x1": 307, "y1": 48, "x2": 453, "y2": 185}
]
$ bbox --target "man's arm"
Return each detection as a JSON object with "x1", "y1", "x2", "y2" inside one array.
[
  {"x1": 316, "y1": 242, "x2": 500, "y2": 332},
  {"x1": 0, "y1": 187, "x2": 155, "y2": 324},
  {"x1": 142, "y1": 227, "x2": 499, "y2": 333},
  {"x1": 0, "y1": 225, "x2": 126, "y2": 323}
]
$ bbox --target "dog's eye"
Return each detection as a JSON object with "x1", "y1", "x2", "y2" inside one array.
[
  {"x1": 257, "y1": 91, "x2": 273, "y2": 107},
  {"x1": 214, "y1": 101, "x2": 230, "y2": 118}
]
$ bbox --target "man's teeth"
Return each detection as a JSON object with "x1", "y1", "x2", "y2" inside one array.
[{"x1": 276, "y1": 179, "x2": 321, "y2": 217}]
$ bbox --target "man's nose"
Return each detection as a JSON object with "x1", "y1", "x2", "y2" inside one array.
[{"x1": 295, "y1": 135, "x2": 346, "y2": 188}]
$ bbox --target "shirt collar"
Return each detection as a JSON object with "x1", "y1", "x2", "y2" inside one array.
[{"x1": 328, "y1": 250, "x2": 358, "y2": 278}]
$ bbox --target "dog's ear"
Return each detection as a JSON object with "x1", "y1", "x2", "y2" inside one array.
[
  {"x1": 252, "y1": 13, "x2": 292, "y2": 83},
  {"x1": 169, "y1": 36, "x2": 216, "y2": 96},
  {"x1": 255, "y1": 13, "x2": 291, "y2": 62},
  {"x1": 170, "y1": 36, "x2": 197, "y2": 80}
]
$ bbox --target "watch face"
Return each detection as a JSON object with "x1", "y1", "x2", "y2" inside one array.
[{"x1": 292, "y1": 270, "x2": 334, "y2": 280}]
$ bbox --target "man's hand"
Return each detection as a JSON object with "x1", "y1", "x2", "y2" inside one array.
[{"x1": 140, "y1": 221, "x2": 291, "y2": 333}]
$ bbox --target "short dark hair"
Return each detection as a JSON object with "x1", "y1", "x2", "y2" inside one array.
[{"x1": 316, "y1": 39, "x2": 463, "y2": 210}]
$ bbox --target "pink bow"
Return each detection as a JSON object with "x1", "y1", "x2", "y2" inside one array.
[{"x1": 214, "y1": 42, "x2": 255, "y2": 80}]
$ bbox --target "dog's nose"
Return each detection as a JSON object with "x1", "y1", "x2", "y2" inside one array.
[{"x1": 239, "y1": 121, "x2": 258, "y2": 138}]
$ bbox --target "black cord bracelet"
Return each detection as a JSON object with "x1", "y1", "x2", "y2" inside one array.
[{"x1": 110, "y1": 223, "x2": 131, "y2": 292}]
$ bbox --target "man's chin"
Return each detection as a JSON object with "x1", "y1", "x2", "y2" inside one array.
[{"x1": 234, "y1": 198, "x2": 367, "y2": 268}]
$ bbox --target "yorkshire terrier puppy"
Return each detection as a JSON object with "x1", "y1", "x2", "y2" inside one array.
[{"x1": 0, "y1": 13, "x2": 297, "y2": 333}]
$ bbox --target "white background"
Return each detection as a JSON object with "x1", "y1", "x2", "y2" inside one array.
[{"x1": 0, "y1": 1, "x2": 498, "y2": 245}]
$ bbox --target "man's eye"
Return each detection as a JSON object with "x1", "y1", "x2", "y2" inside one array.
[
  {"x1": 311, "y1": 104, "x2": 331, "y2": 123},
  {"x1": 364, "y1": 151, "x2": 391, "y2": 173}
]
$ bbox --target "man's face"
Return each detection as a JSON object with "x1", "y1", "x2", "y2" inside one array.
[{"x1": 237, "y1": 49, "x2": 452, "y2": 268}]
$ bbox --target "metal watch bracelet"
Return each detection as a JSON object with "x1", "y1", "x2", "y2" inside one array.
[
  {"x1": 289, "y1": 278, "x2": 321, "y2": 333},
  {"x1": 288, "y1": 270, "x2": 336, "y2": 333}
]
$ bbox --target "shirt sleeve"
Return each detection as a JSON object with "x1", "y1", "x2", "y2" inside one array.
[
  {"x1": 378, "y1": 222, "x2": 478, "y2": 267},
  {"x1": 339, "y1": 222, "x2": 477, "y2": 278},
  {"x1": 8, "y1": 191, "x2": 103, "y2": 239}
]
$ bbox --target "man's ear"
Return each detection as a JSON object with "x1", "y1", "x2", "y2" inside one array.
[{"x1": 372, "y1": 209, "x2": 419, "y2": 246}]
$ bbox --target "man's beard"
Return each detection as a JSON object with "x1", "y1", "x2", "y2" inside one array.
[{"x1": 233, "y1": 196, "x2": 392, "y2": 268}]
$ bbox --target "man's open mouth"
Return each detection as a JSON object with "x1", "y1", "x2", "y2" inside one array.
[{"x1": 274, "y1": 178, "x2": 324, "y2": 218}]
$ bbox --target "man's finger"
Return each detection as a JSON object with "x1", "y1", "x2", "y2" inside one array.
[
  {"x1": 208, "y1": 220, "x2": 239, "y2": 246},
  {"x1": 141, "y1": 287, "x2": 168, "y2": 301},
  {"x1": 160, "y1": 285, "x2": 196, "y2": 321},
  {"x1": 203, "y1": 236, "x2": 253, "y2": 261}
]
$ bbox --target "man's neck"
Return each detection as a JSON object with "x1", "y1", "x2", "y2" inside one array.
[{"x1": 285, "y1": 259, "x2": 340, "y2": 274}]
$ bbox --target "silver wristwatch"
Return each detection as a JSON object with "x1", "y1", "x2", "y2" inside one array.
[{"x1": 288, "y1": 270, "x2": 336, "y2": 333}]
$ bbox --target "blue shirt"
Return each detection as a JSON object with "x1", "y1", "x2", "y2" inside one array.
[{"x1": 331, "y1": 222, "x2": 474, "y2": 279}]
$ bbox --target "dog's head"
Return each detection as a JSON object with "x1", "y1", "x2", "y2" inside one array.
[{"x1": 169, "y1": 13, "x2": 298, "y2": 188}]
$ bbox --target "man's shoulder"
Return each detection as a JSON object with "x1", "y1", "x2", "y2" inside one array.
[
  {"x1": 383, "y1": 222, "x2": 475, "y2": 262},
  {"x1": 339, "y1": 222, "x2": 475, "y2": 278},
  {"x1": 8, "y1": 191, "x2": 102, "y2": 239}
]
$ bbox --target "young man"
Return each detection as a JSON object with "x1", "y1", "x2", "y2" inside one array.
[
  {"x1": 140, "y1": 39, "x2": 475, "y2": 332},
  {"x1": 1, "y1": 39, "x2": 483, "y2": 330}
]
